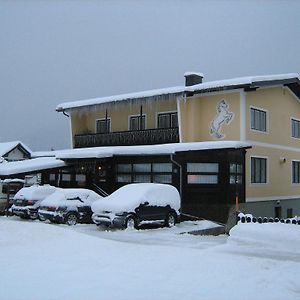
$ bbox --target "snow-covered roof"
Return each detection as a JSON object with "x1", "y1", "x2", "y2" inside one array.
[
  {"x1": 56, "y1": 73, "x2": 300, "y2": 111},
  {"x1": 0, "y1": 157, "x2": 66, "y2": 176},
  {"x1": 31, "y1": 151, "x2": 57, "y2": 158},
  {"x1": 56, "y1": 86, "x2": 184, "y2": 111},
  {"x1": 184, "y1": 71, "x2": 204, "y2": 77},
  {"x1": 187, "y1": 73, "x2": 300, "y2": 93},
  {"x1": 55, "y1": 141, "x2": 251, "y2": 160},
  {"x1": 0, "y1": 141, "x2": 32, "y2": 157}
]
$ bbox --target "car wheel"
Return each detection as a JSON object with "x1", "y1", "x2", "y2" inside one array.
[
  {"x1": 65, "y1": 213, "x2": 78, "y2": 226},
  {"x1": 165, "y1": 212, "x2": 176, "y2": 227},
  {"x1": 38, "y1": 214, "x2": 46, "y2": 222},
  {"x1": 125, "y1": 215, "x2": 137, "y2": 230}
]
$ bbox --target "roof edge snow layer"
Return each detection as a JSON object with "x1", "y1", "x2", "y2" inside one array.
[
  {"x1": 56, "y1": 73, "x2": 300, "y2": 111},
  {"x1": 54, "y1": 141, "x2": 251, "y2": 160}
]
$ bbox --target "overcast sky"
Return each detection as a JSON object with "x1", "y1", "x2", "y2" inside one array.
[{"x1": 1, "y1": 0, "x2": 300, "y2": 151}]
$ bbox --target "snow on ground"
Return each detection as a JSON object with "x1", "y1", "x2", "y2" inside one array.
[{"x1": 0, "y1": 217, "x2": 299, "y2": 300}]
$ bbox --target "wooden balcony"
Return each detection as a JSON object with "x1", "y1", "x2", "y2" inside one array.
[{"x1": 74, "y1": 128, "x2": 179, "y2": 148}]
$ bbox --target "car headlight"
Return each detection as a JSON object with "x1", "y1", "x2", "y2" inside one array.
[{"x1": 115, "y1": 212, "x2": 127, "y2": 217}]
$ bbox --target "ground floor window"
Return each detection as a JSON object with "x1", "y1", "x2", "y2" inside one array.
[
  {"x1": 116, "y1": 162, "x2": 172, "y2": 184},
  {"x1": 187, "y1": 163, "x2": 219, "y2": 184},
  {"x1": 251, "y1": 157, "x2": 267, "y2": 184},
  {"x1": 230, "y1": 163, "x2": 243, "y2": 184},
  {"x1": 292, "y1": 161, "x2": 300, "y2": 183}
]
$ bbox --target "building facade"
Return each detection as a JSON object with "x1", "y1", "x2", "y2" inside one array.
[{"x1": 57, "y1": 72, "x2": 300, "y2": 219}]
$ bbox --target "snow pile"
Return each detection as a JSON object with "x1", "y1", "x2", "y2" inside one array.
[
  {"x1": 229, "y1": 223, "x2": 300, "y2": 254},
  {"x1": 92, "y1": 183, "x2": 180, "y2": 213},
  {"x1": 0, "y1": 218, "x2": 300, "y2": 300}
]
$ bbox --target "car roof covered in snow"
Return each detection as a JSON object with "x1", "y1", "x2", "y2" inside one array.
[
  {"x1": 91, "y1": 183, "x2": 180, "y2": 213},
  {"x1": 14, "y1": 185, "x2": 58, "y2": 201},
  {"x1": 41, "y1": 188, "x2": 102, "y2": 207}
]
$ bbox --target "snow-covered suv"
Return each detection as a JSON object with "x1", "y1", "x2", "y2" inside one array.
[
  {"x1": 92, "y1": 183, "x2": 181, "y2": 229},
  {"x1": 38, "y1": 188, "x2": 103, "y2": 225},
  {"x1": 12, "y1": 184, "x2": 58, "y2": 220}
]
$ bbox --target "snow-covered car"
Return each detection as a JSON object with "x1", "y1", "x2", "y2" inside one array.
[
  {"x1": 38, "y1": 188, "x2": 103, "y2": 225},
  {"x1": 91, "y1": 183, "x2": 181, "y2": 229},
  {"x1": 11, "y1": 184, "x2": 58, "y2": 220}
]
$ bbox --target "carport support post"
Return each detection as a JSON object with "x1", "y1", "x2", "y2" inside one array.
[
  {"x1": 170, "y1": 154, "x2": 182, "y2": 208},
  {"x1": 6, "y1": 182, "x2": 10, "y2": 217}
]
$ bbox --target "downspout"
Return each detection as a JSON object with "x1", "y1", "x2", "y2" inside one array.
[
  {"x1": 176, "y1": 94, "x2": 183, "y2": 143},
  {"x1": 63, "y1": 111, "x2": 70, "y2": 118},
  {"x1": 62, "y1": 110, "x2": 73, "y2": 149},
  {"x1": 139, "y1": 105, "x2": 143, "y2": 130},
  {"x1": 105, "y1": 109, "x2": 108, "y2": 133},
  {"x1": 170, "y1": 154, "x2": 183, "y2": 211}
]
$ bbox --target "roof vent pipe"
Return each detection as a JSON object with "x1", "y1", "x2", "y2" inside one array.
[{"x1": 184, "y1": 72, "x2": 204, "y2": 86}]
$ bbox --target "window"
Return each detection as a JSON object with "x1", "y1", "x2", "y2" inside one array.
[
  {"x1": 96, "y1": 118, "x2": 111, "y2": 134},
  {"x1": 49, "y1": 174, "x2": 56, "y2": 181},
  {"x1": 133, "y1": 163, "x2": 151, "y2": 173},
  {"x1": 250, "y1": 107, "x2": 267, "y2": 132},
  {"x1": 129, "y1": 115, "x2": 145, "y2": 131},
  {"x1": 291, "y1": 118, "x2": 300, "y2": 139},
  {"x1": 292, "y1": 161, "x2": 300, "y2": 183},
  {"x1": 287, "y1": 208, "x2": 293, "y2": 218},
  {"x1": 230, "y1": 163, "x2": 243, "y2": 184},
  {"x1": 61, "y1": 174, "x2": 71, "y2": 181},
  {"x1": 115, "y1": 162, "x2": 173, "y2": 184},
  {"x1": 187, "y1": 163, "x2": 219, "y2": 184},
  {"x1": 157, "y1": 112, "x2": 178, "y2": 129},
  {"x1": 251, "y1": 157, "x2": 267, "y2": 184}
]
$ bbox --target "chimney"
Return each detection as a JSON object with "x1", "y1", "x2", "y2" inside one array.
[{"x1": 184, "y1": 72, "x2": 204, "y2": 86}]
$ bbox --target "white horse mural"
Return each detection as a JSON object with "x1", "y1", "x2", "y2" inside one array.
[{"x1": 210, "y1": 99, "x2": 234, "y2": 139}]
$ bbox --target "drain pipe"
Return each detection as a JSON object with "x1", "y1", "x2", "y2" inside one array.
[
  {"x1": 170, "y1": 154, "x2": 183, "y2": 209},
  {"x1": 63, "y1": 110, "x2": 70, "y2": 118}
]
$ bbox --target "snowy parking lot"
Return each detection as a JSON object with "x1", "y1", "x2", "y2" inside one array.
[{"x1": 0, "y1": 217, "x2": 300, "y2": 300}]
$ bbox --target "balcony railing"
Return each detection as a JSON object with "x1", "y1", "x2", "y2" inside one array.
[{"x1": 74, "y1": 127, "x2": 179, "y2": 148}]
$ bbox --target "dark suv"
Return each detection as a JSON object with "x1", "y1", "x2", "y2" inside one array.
[
  {"x1": 38, "y1": 188, "x2": 103, "y2": 225},
  {"x1": 92, "y1": 183, "x2": 180, "y2": 229}
]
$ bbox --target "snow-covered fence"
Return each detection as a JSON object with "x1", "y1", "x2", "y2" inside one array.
[{"x1": 237, "y1": 213, "x2": 300, "y2": 225}]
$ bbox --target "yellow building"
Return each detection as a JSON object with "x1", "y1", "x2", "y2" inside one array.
[{"x1": 57, "y1": 72, "x2": 300, "y2": 218}]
